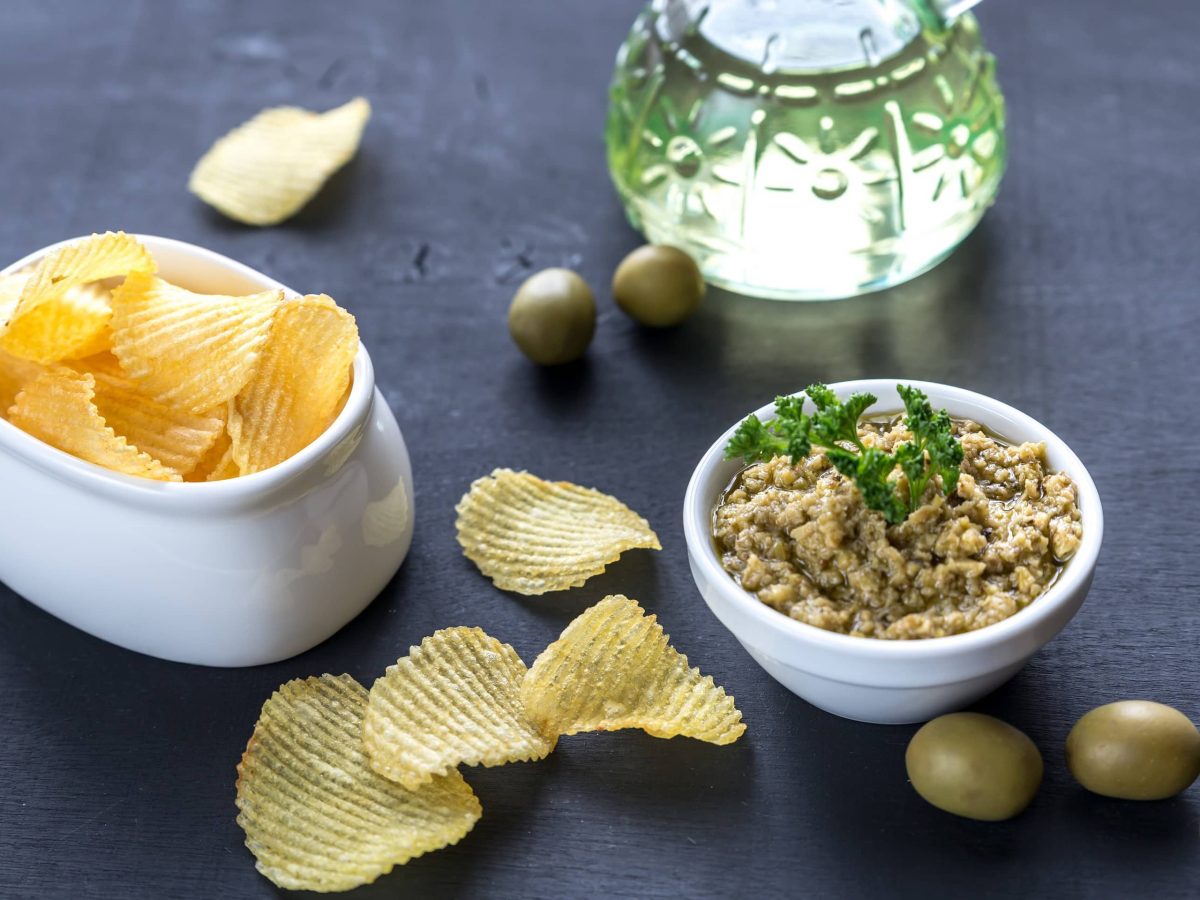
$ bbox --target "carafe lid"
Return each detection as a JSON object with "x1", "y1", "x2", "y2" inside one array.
[{"x1": 658, "y1": 0, "x2": 949, "y2": 73}]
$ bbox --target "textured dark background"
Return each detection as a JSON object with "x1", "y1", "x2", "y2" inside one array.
[{"x1": 1, "y1": 1, "x2": 1198, "y2": 897}]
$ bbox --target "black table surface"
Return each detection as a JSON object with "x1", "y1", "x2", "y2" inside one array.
[{"x1": 2, "y1": 1, "x2": 1198, "y2": 897}]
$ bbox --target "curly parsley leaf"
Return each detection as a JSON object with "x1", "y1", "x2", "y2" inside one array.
[
  {"x1": 722, "y1": 383, "x2": 964, "y2": 524},
  {"x1": 725, "y1": 414, "x2": 787, "y2": 463},
  {"x1": 926, "y1": 421, "x2": 964, "y2": 494},
  {"x1": 824, "y1": 446, "x2": 860, "y2": 480},
  {"x1": 856, "y1": 448, "x2": 909, "y2": 525},
  {"x1": 804, "y1": 383, "x2": 839, "y2": 412},
  {"x1": 807, "y1": 385, "x2": 875, "y2": 449},
  {"x1": 893, "y1": 440, "x2": 929, "y2": 509}
]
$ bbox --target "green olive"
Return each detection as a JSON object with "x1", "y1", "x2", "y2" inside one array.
[
  {"x1": 1066, "y1": 701, "x2": 1200, "y2": 800},
  {"x1": 612, "y1": 244, "x2": 704, "y2": 327},
  {"x1": 507, "y1": 268, "x2": 596, "y2": 365},
  {"x1": 906, "y1": 712, "x2": 1043, "y2": 821}
]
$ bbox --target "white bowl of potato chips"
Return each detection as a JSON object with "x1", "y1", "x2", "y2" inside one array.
[{"x1": 0, "y1": 234, "x2": 414, "y2": 666}]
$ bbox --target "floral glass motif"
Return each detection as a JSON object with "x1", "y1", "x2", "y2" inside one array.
[{"x1": 606, "y1": 3, "x2": 1007, "y2": 300}]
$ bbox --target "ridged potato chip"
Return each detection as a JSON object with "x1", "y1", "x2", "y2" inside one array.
[
  {"x1": 228, "y1": 294, "x2": 358, "y2": 475},
  {"x1": 1, "y1": 232, "x2": 153, "y2": 364},
  {"x1": 2, "y1": 282, "x2": 114, "y2": 364},
  {"x1": 74, "y1": 355, "x2": 226, "y2": 475},
  {"x1": 187, "y1": 430, "x2": 239, "y2": 482},
  {"x1": 189, "y1": 97, "x2": 371, "y2": 226},
  {"x1": 207, "y1": 443, "x2": 240, "y2": 481},
  {"x1": 455, "y1": 469, "x2": 661, "y2": 595},
  {"x1": 71, "y1": 350, "x2": 125, "y2": 379},
  {"x1": 0, "y1": 278, "x2": 46, "y2": 397},
  {"x1": 0, "y1": 273, "x2": 26, "y2": 327},
  {"x1": 0, "y1": 348, "x2": 44, "y2": 415},
  {"x1": 522, "y1": 595, "x2": 746, "y2": 745},
  {"x1": 110, "y1": 271, "x2": 283, "y2": 413},
  {"x1": 12, "y1": 231, "x2": 153, "y2": 315},
  {"x1": 364, "y1": 628, "x2": 556, "y2": 790},
  {"x1": 8, "y1": 367, "x2": 180, "y2": 481},
  {"x1": 237, "y1": 674, "x2": 482, "y2": 893}
]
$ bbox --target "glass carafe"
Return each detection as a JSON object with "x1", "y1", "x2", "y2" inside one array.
[{"x1": 605, "y1": 0, "x2": 1005, "y2": 300}]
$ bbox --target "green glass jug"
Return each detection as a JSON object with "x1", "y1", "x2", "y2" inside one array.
[{"x1": 605, "y1": 0, "x2": 1005, "y2": 300}]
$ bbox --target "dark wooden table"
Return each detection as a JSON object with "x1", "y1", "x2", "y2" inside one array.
[{"x1": 1, "y1": 1, "x2": 1197, "y2": 897}]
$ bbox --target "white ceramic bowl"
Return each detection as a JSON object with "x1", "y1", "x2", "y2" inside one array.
[
  {"x1": 0, "y1": 236, "x2": 414, "y2": 667},
  {"x1": 684, "y1": 380, "x2": 1103, "y2": 724}
]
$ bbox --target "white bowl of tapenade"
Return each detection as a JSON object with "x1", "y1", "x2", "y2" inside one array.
[{"x1": 683, "y1": 380, "x2": 1103, "y2": 724}]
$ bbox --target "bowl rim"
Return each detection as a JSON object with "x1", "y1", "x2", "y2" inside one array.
[
  {"x1": 0, "y1": 234, "x2": 374, "y2": 512},
  {"x1": 682, "y1": 379, "x2": 1104, "y2": 660}
]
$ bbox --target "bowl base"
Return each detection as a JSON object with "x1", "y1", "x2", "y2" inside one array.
[{"x1": 743, "y1": 642, "x2": 1026, "y2": 724}]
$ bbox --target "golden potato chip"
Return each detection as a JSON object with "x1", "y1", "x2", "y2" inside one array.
[
  {"x1": 237, "y1": 674, "x2": 482, "y2": 892},
  {"x1": 11, "y1": 231, "x2": 153, "y2": 315},
  {"x1": 207, "y1": 443, "x2": 240, "y2": 481},
  {"x1": 70, "y1": 350, "x2": 125, "y2": 378},
  {"x1": 227, "y1": 294, "x2": 358, "y2": 475},
  {"x1": 0, "y1": 349, "x2": 45, "y2": 415},
  {"x1": 0, "y1": 274, "x2": 46, "y2": 404},
  {"x1": 186, "y1": 430, "x2": 239, "y2": 482},
  {"x1": 73, "y1": 356, "x2": 226, "y2": 475},
  {"x1": 454, "y1": 469, "x2": 661, "y2": 595},
  {"x1": 189, "y1": 97, "x2": 371, "y2": 226},
  {"x1": 110, "y1": 271, "x2": 283, "y2": 413},
  {"x1": 0, "y1": 273, "x2": 25, "y2": 327},
  {"x1": 8, "y1": 367, "x2": 180, "y2": 481},
  {"x1": 57, "y1": 283, "x2": 114, "y2": 359},
  {"x1": 522, "y1": 594, "x2": 746, "y2": 745},
  {"x1": 364, "y1": 628, "x2": 556, "y2": 790},
  {"x1": 2, "y1": 282, "x2": 113, "y2": 364}
]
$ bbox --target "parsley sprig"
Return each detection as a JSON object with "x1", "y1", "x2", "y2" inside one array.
[{"x1": 724, "y1": 383, "x2": 964, "y2": 525}]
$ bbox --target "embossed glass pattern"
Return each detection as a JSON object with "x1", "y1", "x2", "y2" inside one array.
[{"x1": 605, "y1": 0, "x2": 1006, "y2": 300}]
